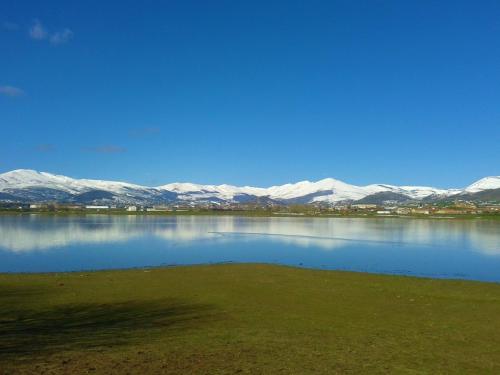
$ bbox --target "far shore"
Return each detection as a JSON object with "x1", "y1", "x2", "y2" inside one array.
[{"x1": 1, "y1": 208, "x2": 499, "y2": 220}]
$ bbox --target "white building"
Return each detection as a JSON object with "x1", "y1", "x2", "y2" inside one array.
[
  {"x1": 85, "y1": 205, "x2": 109, "y2": 209},
  {"x1": 146, "y1": 206, "x2": 172, "y2": 212},
  {"x1": 351, "y1": 204, "x2": 377, "y2": 209},
  {"x1": 126, "y1": 206, "x2": 137, "y2": 212}
]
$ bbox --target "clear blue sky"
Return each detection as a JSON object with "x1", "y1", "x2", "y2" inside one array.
[{"x1": 1, "y1": 0, "x2": 499, "y2": 188}]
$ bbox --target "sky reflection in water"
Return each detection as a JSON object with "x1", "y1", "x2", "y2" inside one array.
[{"x1": 0, "y1": 215, "x2": 499, "y2": 281}]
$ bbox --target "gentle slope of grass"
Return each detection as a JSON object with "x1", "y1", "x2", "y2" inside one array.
[{"x1": 1, "y1": 264, "x2": 500, "y2": 374}]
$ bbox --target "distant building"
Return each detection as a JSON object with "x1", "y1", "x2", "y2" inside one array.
[
  {"x1": 481, "y1": 205, "x2": 499, "y2": 212},
  {"x1": 153, "y1": 206, "x2": 171, "y2": 211},
  {"x1": 376, "y1": 210, "x2": 391, "y2": 215},
  {"x1": 126, "y1": 206, "x2": 137, "y2": 212},
  {"x1": 29, "y1": 204, "x2": 45, "y2": 209},
  {"x1": 435, "y1": 209, "x2": 470, "y2": 215},
  {"x1": 395, "y1": 207, "x2": 411, "y2": 215},
  {"x1": 351, "y1": 204, "x2": 377, "y2": 209},
  {"x1": 146, "y1": 207, "x2": 170, "y2": 212},
  {"x1": 453, "y1": 201, "x2": 477, "y2": 209},
  {"x1": 411, "y1": 208, "x2": 430, "y2": 215},
  {"x1": 85, "y1": 205, "x2": 109, "y2": 209}
]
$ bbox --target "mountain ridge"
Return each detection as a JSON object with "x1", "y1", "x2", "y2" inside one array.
[{"x1": 1, "y1": 169, "x2": 499, "y2": 205}]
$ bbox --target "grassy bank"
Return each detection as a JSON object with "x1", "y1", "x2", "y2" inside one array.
[{"x1": 1, "y1": 264, "x2": 500, "y2": 374}]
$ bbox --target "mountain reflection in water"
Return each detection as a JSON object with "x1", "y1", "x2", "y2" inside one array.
[{"x1": 0, "y1": 215, "x2": 499, "y2": 280}]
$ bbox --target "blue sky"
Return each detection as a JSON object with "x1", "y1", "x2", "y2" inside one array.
[{"x1": 1, "y1": 0, "x2": 499, "y2": 188}]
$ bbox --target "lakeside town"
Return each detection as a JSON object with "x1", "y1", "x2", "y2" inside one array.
[{"x1": 2, "y1": 199, "x2": 499, "y2": 217}]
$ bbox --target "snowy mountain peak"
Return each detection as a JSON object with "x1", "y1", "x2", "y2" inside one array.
[
  {"x1": 0, "y1": 169, "x2": 75, "y2": 187},
  {"x1": 2, "y1": 169, "x2": 52, "y2": 180},
  {"x1": 0, "y1": 170, "x2": 146, "y2": 195},
  {"x1": 465, "y1": 176, "x2": 500, "y2": 193},
  {"x1": 158, "y1": 182, "x2": 213, "y2": 193}
]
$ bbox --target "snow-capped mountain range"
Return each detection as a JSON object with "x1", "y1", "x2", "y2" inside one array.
[{"x1": 0, "y1": 169, "x2": 499, "y2": 205}]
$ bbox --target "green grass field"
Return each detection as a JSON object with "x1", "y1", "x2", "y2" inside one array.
[{"x1": 1, "y1": 264, "x2": 500, "y2": 374}]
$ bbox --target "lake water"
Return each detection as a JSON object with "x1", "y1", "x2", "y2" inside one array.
[{"x1": 0, "y1": 215, "x2": 499, "y2": 281}]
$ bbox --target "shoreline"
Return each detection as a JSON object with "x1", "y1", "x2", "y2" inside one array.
[
  {"x1": 2, "y1": 261, "x2": 499, "y2": 284},
  {"x1": 1, "y1": 209, "x2": 499, "y2": 220}
]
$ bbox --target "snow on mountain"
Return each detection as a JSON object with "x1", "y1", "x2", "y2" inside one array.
[
  {"x1": 157, "y1": 182, "x2": 268, "y2": 201},
  {"x1": 0, "y1": 169, "x2": 148, "y2": 194},
  {"x1": 464, "y1": 176, "x2": 500, "y2": 193},
  {"x1": 267, "y1": 178, "x2": 360, "y2": 200},
  {"x1": 0, "y1": 169, "x2": 498, "y2": 204},
  {"x1": 0, "y1": 169, "x2": 79, "y2": 193},
  {"x1": 262, "y1": 179, "x2": 460, "y2": 203},
  {"x1": 263, "y1": 178, "x2": 379, "y2": 203},
  {"x1": 391, "y1": 185, "x2": 461, "y2": 199}
]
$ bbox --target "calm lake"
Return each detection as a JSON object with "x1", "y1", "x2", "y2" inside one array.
[{"x1": 0, "y1": 215, "x2": 499, "y2": 281}]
